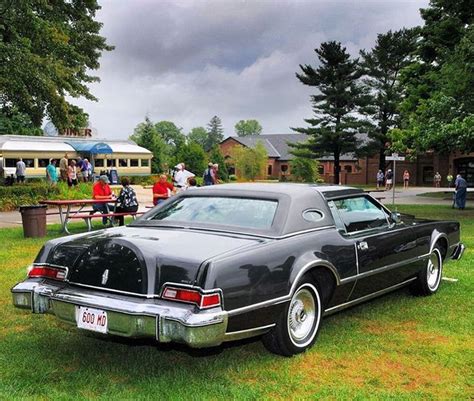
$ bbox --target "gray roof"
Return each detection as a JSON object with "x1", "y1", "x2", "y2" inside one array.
[{"x1": 223, "y1": 134, "x2": 358, "y2": 161}]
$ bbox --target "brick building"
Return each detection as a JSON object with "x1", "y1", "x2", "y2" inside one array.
[{"x1": 220, "y1": 134, "x2": 471, "y2": 186}]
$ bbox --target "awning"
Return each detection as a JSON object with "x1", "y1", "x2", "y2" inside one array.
[{"x1": 65, "y1": 141, "x2": 113, "y2": 154}]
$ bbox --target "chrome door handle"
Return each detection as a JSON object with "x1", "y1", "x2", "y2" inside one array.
[{"x1": 357, "y1": 241, "x2": 368, "y2": 251}]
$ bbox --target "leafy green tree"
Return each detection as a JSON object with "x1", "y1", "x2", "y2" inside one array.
[
  {"x1": 0, "y1": 0, "x2": 113, "y2": 130},
  {"x1": 130, "y1": 117, "x2": 168, "y2": 173},
  {"x1": 395, "y1": 1, "x2": 474, "y2": 154},
  {"x1": 205, "y1": 116, "x2": 224, "y2": 150},
  {"x1": 289, "y1": 157, "x2": 321, "y2": 183},
  {"x1": 188, "y1": 126, "x2": 208, "y2": 148},
  {"x1": 176, "y1": 142, "x2": 207, "y2": 176},
  {"x1": 231, "y1": 141, "x2": 268, "y2": 181},
  {"x1": 359, "y1": 29, "x2": 417, "y2": 170},
  {"x1": 208, "y1": 145, "x2": 229, "y2": 181},
  {"x1": 234, "y1": 119, "x2": 263, "y2": 136},
  {"x1": 0, "y1": 108, "x2": 42, "y2": 136},
  {"x1": 155, "y1": 121, "x2": 185, "y2": 150},
  {"x1": 291, "y1": 41, "x2": 365, "y2": 184}
]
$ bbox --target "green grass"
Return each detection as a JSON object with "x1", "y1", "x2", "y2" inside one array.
[{"x1": 0, "y1": 205, "x2": 473, "y2": 400}]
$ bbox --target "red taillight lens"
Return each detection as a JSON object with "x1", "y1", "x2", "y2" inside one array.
[
  {"x1": 28, "y1": 265, "x2": 67, "y2": 281},
  {"x1": 162, "y1": 286, "x2": 221, "y2": 309}
]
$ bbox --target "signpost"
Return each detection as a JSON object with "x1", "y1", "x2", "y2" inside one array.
[{"x1": 386, "y1": 153, "x2": 406, "y2": 205}]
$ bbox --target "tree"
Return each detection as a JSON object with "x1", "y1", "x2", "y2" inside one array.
[
  {"x1": 231, "y1": 141, "x2": 268, "y2": 181},
  {"x1": 208, "y1": 145, "x2": 229, "y2": 181},
  {"x1": 188, "y1": 126, "x2": 208, "y2": 149},
  {"x1": 289, "y1": 157, "x2": 321, "y2": 183},
  {"x1": 155, "y1": 121, "x2": 185, "y2": 150},
  {"x1": 234, "y1": 119, "x2": 263, "y2": 136},
  {"x1": 291, "y1": 41, "x2": 365, "y2": 184},
  {"x1": 205, "y1": 116, "x2": 224, "y2": 150},
  {"x1": 359, "y1": 29, "x2": 417, "y2": 170},
  {"x1": 0, "y1": 108, "x2": 42, "y2": 136},
  {"x1": 130, "y1": 117, "x2": 168, "y2": 173},
  {"x1": 395, "y1": 1, "x2": 474, "y2": 153},
  {"x1": 175, "y1": 142, "x2": 207, "y2": 176},
  {"x1": 0, "y1": 0, "x2": 113, "y2": 131}
]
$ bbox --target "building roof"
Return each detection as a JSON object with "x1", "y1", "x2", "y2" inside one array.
[
  {"x1": 222, "y1": 134, "x2": 358, "y2": 161},
  {"x1": 0, "y1": 135, "x2": 152, "y2": 155}
]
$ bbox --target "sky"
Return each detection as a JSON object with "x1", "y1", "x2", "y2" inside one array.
[{"x1": 73, "y1": 0, "x2": 429, "y2": 140}]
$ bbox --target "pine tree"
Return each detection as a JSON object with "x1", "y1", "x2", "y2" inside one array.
[
  {"x1": 359, "y1": 29, "x2": 417, "y2": 170},
  {"x1": 206, "y1": 116, "x2": 224, "y2": 151},
  {"x1": 292, "y1": 41, "x2": 364, "y2": 184}
]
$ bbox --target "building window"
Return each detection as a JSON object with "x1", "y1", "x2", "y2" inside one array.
[
  {"x1": 344, "y1": 165, "x2": 352, "y2": 173},
  {"x1": 141, "y1": 159, "x2": 149, "y2": 167},
  {"x1": 281, "y1": 164, "x2": 288, "y2": 173},
  {"x1": 268, "y1": 165, "x2": 273, "y2": 176},
  {"x1": 423, "y1": 166, "x2": 434, "y2": 184},
  {"x1": 38, "y1": 159, "x2": 50, "y2": 168},
  {"x1": 228, "y1": 166, "x2": 235, "y2": 175},
  {"x1": 130, "y1": 159, "x2": 139, "y2": 167},
  {"x1": 318, "y1": 166, "x2": 325, "y2": 175},
  {"x1": 21, "y1": 159, "x2": 35, "y2": 168},
  {"x1": 106, "y1": 158, "x2": 115, "y2": 168},
  {"x1": 5, "y1": 159, "x2": 16, "y2": 168},
  {"x1": 119, "y1": 159, "x2": 128, "y2": 167},
  {"x1": 95, "y1": 159, "x2": 105, "y2": 168}
]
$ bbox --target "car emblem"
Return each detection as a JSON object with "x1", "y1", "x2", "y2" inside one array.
[{"x1": 101, "y1": 269, "x2": 109, "y2": 285}]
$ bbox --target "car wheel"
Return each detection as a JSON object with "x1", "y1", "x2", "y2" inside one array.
[
  {"x1": 411, "y1": 245, "x2": 443, "y2": 296},
  {"x1": 262, "y1": 277, "x2": 322, "y2": 356}
]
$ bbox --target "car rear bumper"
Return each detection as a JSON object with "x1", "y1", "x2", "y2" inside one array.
[
  {"x1": 451, "y1": 243, "x2": 465, "y2": 260},
  {"x1": 11, "y1": 280, "x2": 228, "y2": 348}
]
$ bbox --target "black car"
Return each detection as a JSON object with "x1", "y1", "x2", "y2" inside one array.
[{"x1": 11, "y1": 184, "x2": 464, "y2": 356}]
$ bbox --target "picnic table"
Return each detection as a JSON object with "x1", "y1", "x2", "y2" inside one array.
[{"x1": 40, "y1": 199, "x2": 120, "y2": 234}]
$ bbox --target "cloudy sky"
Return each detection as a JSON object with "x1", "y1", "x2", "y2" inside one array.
[{"x1": 74, "y1": 0, "x2": 429, "y2": 140}]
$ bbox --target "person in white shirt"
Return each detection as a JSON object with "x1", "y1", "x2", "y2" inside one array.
[
  {"x1": 16, "y1": 158, "x2": 26, "y2": 183},
  {"x1": 173, "y1": 163, "x2": 195, "y2": 191}
]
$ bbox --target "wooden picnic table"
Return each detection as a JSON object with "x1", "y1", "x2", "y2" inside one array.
[{"x1": 40, "y1": 199, "x2": 117, "y2": 234}]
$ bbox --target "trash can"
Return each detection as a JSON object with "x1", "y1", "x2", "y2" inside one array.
[{"x1": 20, "y1": 205, "x2": 47, "y2": 238}]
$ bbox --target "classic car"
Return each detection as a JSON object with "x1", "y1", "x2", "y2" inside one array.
[{"x1": 12, "y1": 183, "x2": 465, "y2": 356}]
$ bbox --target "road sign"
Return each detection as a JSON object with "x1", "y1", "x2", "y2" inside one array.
[{"x1": 386, "y1": 153, "x2": 405, "y2": 161}]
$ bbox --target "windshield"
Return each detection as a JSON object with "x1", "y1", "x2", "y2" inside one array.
[{"x1": 148, "y1": 196, "x2": 278, "y2": 230}]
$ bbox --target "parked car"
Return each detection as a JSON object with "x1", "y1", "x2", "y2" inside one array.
[{"x1": 12, "y1": 184, "x2": 464, "y2": 356}]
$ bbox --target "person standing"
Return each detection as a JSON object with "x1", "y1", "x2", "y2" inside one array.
[
  {"x1": 15, "y1": 158, "x2": 26, "y2": 183},
  {"x1": 92, "y1": 175, "x2": 114, "y2": 224},
  {"x1": 447, "y1": 174, "x2": 454, "y2": 188},
  {"x1": 46, "y1": 159, "x2": 58, "y2": 186},
  {"x1": 115, "y1": 177, "x2": 139, "y2": 226},
  {"x1": 82, "y1": 158, "x2": 90, "y2": 182},
  {"x1": 434, "y1": 172, "x2": 442, "y2": 188},
  {"x1": 203, "y1": 163, "x2": 214, "y2": 186},
  {"x1": 173, "y1": 163, "x2": 195, "y2": 191},
  {"x1": 59, "y1": 153, "x2": 68, "y2": 181},
  {"x1": 67, "y1": 160, "x2": 78, "y2": 187},
  {"x1": 403, "y1": 170, "x2": 410, "y2": 189},
  {"x1": 454, "y1": 174, "x2": 468, "y2": 210},
  {"x1": 152, "y1": 174, "x2": 175, "y2": 205},
  {"x1": 385, "y1": 169, "x2": 393, "y2": 191},
  {"x1": 376, "y1": 170, "x2": 384, "y2": 190}
]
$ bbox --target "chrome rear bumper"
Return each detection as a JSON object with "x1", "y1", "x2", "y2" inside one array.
[
  {"x1": 452, "y1": 243, "x2": 465, "y2": 260},
  {"x1": 11, "y1": 280, "x2": 228, "y2": 348}
]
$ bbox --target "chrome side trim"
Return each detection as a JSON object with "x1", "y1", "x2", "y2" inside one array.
[
  {"x1": 224, "y1": 323, "x2": 276, "y2": 341},
  {"x1": 277, "y1": 225, "x2": 336, "y2": 239},
  {"x1": 430, "y1": 232, "x2": 449, "y2": 253},
  {"x1": 67, "y1": 281, "x2": 155, "y2": 299},
  {"x1": 324, "y1": 277, "x2": 417, "y2": 315},
  {"x1": 227, "y1": 295, "x2": 290, "y2": 316},
  {"x1": 290, "y1": 259, "x2": 341, "y2": 289},
  {"x1": 340, "y1": 253, "x2": 429, "y2": 284}
]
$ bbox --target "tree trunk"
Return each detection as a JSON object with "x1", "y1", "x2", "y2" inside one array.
[
  {"x1": 379, "y1": 147, "x2": 386, "y2": 172},
  {"x1": 334, "y1": 152, "x2": 340, "y2": 184}
]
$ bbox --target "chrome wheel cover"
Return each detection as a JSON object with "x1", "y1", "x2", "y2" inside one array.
[
  {"x1": 427, "y1": 249, "x2": 441, "y2": 290},
  {"x1": 287, "y1": 284, "x2": 320, "y2": 347}
]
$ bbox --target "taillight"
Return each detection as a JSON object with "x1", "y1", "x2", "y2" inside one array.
[
  {"x1": 162, "y1": 286, "x2": 221, "y2": 309},
  {"x1": 28, "y1": 265, "x2": 67, "y2": 281}
]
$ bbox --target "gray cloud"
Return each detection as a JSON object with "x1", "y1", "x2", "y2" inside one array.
[{"x1": 73, "y1": 0, "x2": 428, "y2": 139}]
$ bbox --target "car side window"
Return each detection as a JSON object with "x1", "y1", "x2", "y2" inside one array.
[
  {"x1": 327, "y1": 201, "x2": 346, "y2": 233},
  {"x1": 330, "y1": 196, "x2": 389, "y2": 234}
]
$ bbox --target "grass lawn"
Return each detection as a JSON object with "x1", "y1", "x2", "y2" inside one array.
[{"x1": 0, "y1": 205, "x2": 472, "y2": 400}]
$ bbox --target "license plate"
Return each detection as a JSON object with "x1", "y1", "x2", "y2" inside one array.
[{"x1": 76, "y1": 306, "x2": 108, "y2": 334}]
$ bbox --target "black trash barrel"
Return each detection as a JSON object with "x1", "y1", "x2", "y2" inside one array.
[{"x1": 19, "y1": 205, "x2": 47, "y2": 238}]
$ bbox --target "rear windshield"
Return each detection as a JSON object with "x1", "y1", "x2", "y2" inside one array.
[{"x1": 149, "y1": 196, "x2": 278, "y2": 230}]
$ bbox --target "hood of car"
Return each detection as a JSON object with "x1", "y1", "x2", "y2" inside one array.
[{"x1": 43, "y1": 227, "x2": 263, "y2": 296}]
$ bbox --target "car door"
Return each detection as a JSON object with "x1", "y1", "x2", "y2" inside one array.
[{"x1": 329, "y1": 196, "x2": 419, "y2": 300}]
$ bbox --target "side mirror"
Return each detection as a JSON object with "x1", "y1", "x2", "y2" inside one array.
[{"x1": 390, "y1": 212, "x2": 401, "y2": 224}]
